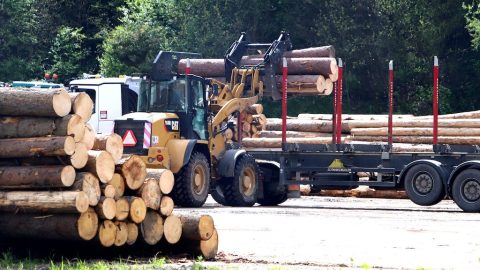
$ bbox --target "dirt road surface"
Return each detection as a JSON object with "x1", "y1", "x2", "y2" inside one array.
[{"x1": 176, "y1": 196, "x2": 480, "y2": 269}]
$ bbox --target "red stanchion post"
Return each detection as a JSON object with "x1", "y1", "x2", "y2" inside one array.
[
  {"x1": 388, "y1": 60, "x2": 394, "y2": 148},
  {"x1": 433, "y1": 56, "x2": 439, "y2": 145},
  {"x1": 332, "y1": 79, "x2": 337, "y2": 144},
  {"x1": 335, "y1": 58, "x2": 343, "y2": 144},
  {"x1": 185, "y1": 58, "x2": 191, "y2": 75},
  {"x1": 281, "y1": 57, "x2": 288, "y2": 146}
]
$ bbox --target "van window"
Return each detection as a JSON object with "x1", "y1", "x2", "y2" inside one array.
[{"x1": 121, "y1": 84, "x2": 138, "y2": 114}]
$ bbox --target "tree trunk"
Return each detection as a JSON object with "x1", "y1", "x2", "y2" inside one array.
[
  {"x1": 98, "y1": 220, "x2": 117, "y2": 247},
  {"x1": 146, "y1": 169, "x2": 174, "y2": 195},
  {"x1": 242, "y1": 137, "x2": 348, "y2": 148},
  {"x1": 0, "y1": 191, "x2": 89, "y2": 214},
  {"x1": 116, "y1": 155, "x2": 147, "y2": 190},
  {"x1": 0, "y1": 136, "x2": 75, "y2": 158},
  {"x1": 297, "y1": 113, "x2": 414, "y2": 121},
  {"x1": 352, "y1": 136, "x2": 480, "y2": 145},
  {"x1": 92, "y1": 133, "x2": 124, "y2": 163},
  {"x1": 127, "y1": 196, "x2": 147, "y2": 224},
  {"x1": 138, "y1": 179, "x2": 161, "y2": 210},
  {"x1": 71, "y1": 172, "x2": 100, "y2": 206},
  {"x1": 0, "y1": 88, "x2": 71, "y2": 117},
  {"x1": 351, "y1": 127, "x2": 480, "y2": 137},
  {"x1": 177, "y1": 214, "x2": 215, "y2": 241},
  {"x1": 70, "y1": 142, "x2": 89, "y2": 169},
  {"x1": 102, "y1": 184, "x2": 116, "y2": 198},
  {"x1": 178, "y1": 59, "x2": 225, "y2": 77},
  {"x1": 0, "y1": 207, "x2": 98, "y2": 241},
  {"x1": 343, "y1": 119, "x2": 480, "y2": 131},
  {"x1": 110, "y1": 173, "x2": 126, "y2": 200},
  {"x1": 0, "y1": 116, "x2": 55, "y2": 138},
  {"x1": 140, "y1": 210, "x2": 164, "y2": 245},
  {"x1": 115, "y1": 197, "x2": 130, "y2": 221},
  {"x1": 415, "y1": 110, "x2": 480, "y2": 120},
  {"x1": 69, "y1": 92, "x2": 93, "y2": 122},
  {"x1": 114, "y1": 221, "x2": 128, "y2": 247},
  {"x1": 0, "y1": 165, "x2": 75, "y2": 189},
  {"x1": 53, "y1": 114, "x2": 85, "y2": 142},
  {"x1": 81, "y1": 123, "x2": 96, "y2": 150},
  {"x1": 163, "y1": 215, "x2": 182, "y2": 244},
  {"x1": 95, "y1": 197, "x2": 116, "y2": 220},
  {"x1": 159, "y1": 196, "x2": 174, "y2": 217},
  {"x1": 84, "y1": 151, "x2": 115, "y2": 183},
  {"x1": 126, "y1": 222, "x2": 139, "y2": 245},
  {"x1": 266, "y1": 119, "x2": 333, "y2": 132},
  {"x1": 258, "y1": 130, "x2": 331, "y2": 138},
  {"x1": 284, "y1": 46, "x2": 335, "y2": 58}
]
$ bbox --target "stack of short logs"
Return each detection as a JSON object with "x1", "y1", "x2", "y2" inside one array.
[
  {"x1": 223, "y1": 104, "x2": 267, "y2": 141},
  {"x1": 0, "y1": 87, "x2": 218, "y2": 259},
  {"x1": 177, "y1": 46, "x2": 338, "y2": 96}
]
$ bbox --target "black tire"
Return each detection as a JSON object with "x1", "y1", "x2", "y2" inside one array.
[
  {"x1": 452, "y1": 169, "x2": 480, "y2": 212},
  {"x1": 404, "y1": 164, "x2": 445, "y2": 206},
  {"x1": 171, "y1": 152, "x2": 210, "y2": 207},
  {"x1": 210, "y1": 181, "x2": 229, "y2": 206},
  {"x1": 257, "y1": 185, "x2": 287, "y2": 206},
  {"x1": 223, "y1": 155, "x2": 259, "y2": 207}
]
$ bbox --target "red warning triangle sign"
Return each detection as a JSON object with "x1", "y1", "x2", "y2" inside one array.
[{"x1": 122, "y1": 130, "x2": 137, "y2": 147}]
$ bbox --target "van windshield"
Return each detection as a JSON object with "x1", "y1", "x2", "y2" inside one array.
[{"x1": 138, "y1": 78, "x2": 187, "y2": 112}]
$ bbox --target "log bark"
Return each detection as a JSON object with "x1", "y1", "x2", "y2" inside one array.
[
  {"x1": 178, "y1": 59, "x2": 224, "y2": 77},
  {"x1": 352, "y1": 136, "x2": 480, "y2": 145},
  {"x1": 178, "y1": 214, "x2": 215, "y2": 241},
  {"x1": 0, "y1": 165, "x2": 75, "y2": 189},
  {"x1": 258, "y1": 130, "x2": 331, "y2": 138},
  {"x1": 297, "y1": 113, "x2": 415, "y2": 121},
  {"x1": 242, "y1": 137, "x2": 349, "y2": 148},
  {"x1": 245, "y1": 104, "x2": 263, "y2": 114},
  {"x1": 127, "y1": 196, "x2": 147, "y2": 224},
  {"x1": 53, "y1": 114, "x2": 85, "y2": 142},
  {"x1": 266, "y1": 119, "x2": 333, "y2": 132},
  {"x1": 343, "y1": 119, "x2": 480, "y2": 130},
  {"x1": 71, "y1": 172, "x2": 100, "y2": 206},
  {"x1": 115, "y1": 197, "x2": 130, "y2": 221},
  {"x1": 141, "y1": 210, "x2": 164, "y2": 245},
  {"x1": 415, "y1": 110, "x2": 480, "y2": 120},
  {"x1": 81, "y1": 123, "x2": 96, "y2": 150},
  {"x1": 70, "y1": 142, "x2": 88, "y2": 169},
  {"x1": 0, "y1": 207, "x2": 98, "y2": 241},
  {"x1": 351, "y1": 127, "x2": 480, "y2": 137},
  {"x1": 276, "y1": 75, "x2": 326, "y2": 94},
  {"x1": 84, "y1": 151, "x2": 115, "y2": 183},
  {"x1": 92, "y1": 133, "x2": 124, "y2": 163},
  {"x1": 98, "y1": 220, "x2": 117, "y2": 247},
  {"x1": 95, "y1": 197, "x2": 116, "y2": 220},
  {"x1": 284, "y1": 46, "x2": 335, "y2": 58},
  {"x1": 102, "y1": 184, "x2": 116, "y2": 198},
  {"x1": 159, "y1": 196, "x2": 174, "y2": 217},
  {"x1": 0, "y1": 136, "x2": 75, "y2": 158},
  {"x1": 126, "y1": 222, "x2": 139, "y2": 245},
  {"x1": 0, "y1": 191, "x2": 89, "y2": 214},
  {"x1": 138, "y1": 179, "x2": 161, "y2": 210},
  {"x1": 175, "y1": 229, "x2": 219, "y2": 260},
  {"x1": 69, "y1": 92, "x2": 93, "y2": 122},
  {"x1": 163, "y1": 215, "x2": 182, "y2": 244},
  {"x1": 0, "y1": 116, "x2": 55, "y2": 138},
  {"x1": 0, "y1": 88, "x2": 72, "y2": 117},
  {"x1": 117, "y1": 155, "x2": 147, "y2": 190},
  {"x1": 110, "y1": 173, "x2": 126, "y2": 200},
  {"x1": 114, "y1": 221, "x2": 128, "y2": 247}
]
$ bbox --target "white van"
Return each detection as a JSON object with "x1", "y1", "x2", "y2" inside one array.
[{"x1": 69, "y1": 77, "x2": 141, "y2": 134}]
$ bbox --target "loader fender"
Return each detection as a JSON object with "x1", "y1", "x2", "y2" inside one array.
[
  {"x1": 166, "y1": 139, "x2": 196, "y2": 174},
  {"x1": 398, "y1": 159, "x2": 448, "y2": 189},
  {"x1": 447, "y1": 160, "x2": 480, "y2": 195},
  {"x1": 217, "y1": 149, "x2": 247, "y2": 178}
]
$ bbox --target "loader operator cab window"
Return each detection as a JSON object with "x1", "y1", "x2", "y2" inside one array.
[
  {"x1": 147, "y1": 78, "x2": 187, "y2": 112},
  {"x1": 190, "y1": 78, "x2": 207, "y2": 140}
]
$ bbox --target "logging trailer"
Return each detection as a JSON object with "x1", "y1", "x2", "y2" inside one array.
[
  {"x1": 113, "y1": 32, "x2": 293, "y2": 207},
  {"x1": 246, "y1": 56, "x2": 480, "y2": 212}
]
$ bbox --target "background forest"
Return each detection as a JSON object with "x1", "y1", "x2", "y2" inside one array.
[{"x1": 2, "y1": 0, "x2": 480, "y2": 116}]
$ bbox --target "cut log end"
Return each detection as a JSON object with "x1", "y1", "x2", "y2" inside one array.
[
  {"x1": 159, "y1": 196, "x2": 174, "y2": 217},
  {"x1": 114, "y1": 221, "x2": 128, "y2": 247},
  {"x1": 126, "y1": 222, "x2": 139, "y2": 245},
  {"x1": 115, "y1": 198, "x2": 130, "y2": 221},
  {"x1": 74, "y1": 172, "x2": 100, "y2": 206},
  {"x1": 75, "y1": 191, "x2": 90, "y2": 213},
  {"x1": 103, "y1": 184, "x2": 116, "y2": 198},
  {"x1": 82, "y1": 123, "x2": 96, "y2": 151},
  {"x1": 70, "y1": 143, "x2": 88, "y2": 169},
  {"x1": 198, "y1": 215, "x2": 215, "y2": 240},
  {"x1": 98, "y1": 220, "x2": 117, "y2": 247},
  {"x1": 64, "y1": 136, "x2": 76, "y2": 156},
  {"x1": 70, "y1": 92, "x2": 94, "y2": 122},
  {"x1": 129, "y1": 197, "x2": 147, "y2": 224},
  {"x1": 78, "y1": 207, "x2": 99, "y2": 241},
  {"x1": 141, "y1": 211, "x2": 163, "y2": 245},
  {"x1": 164, "y1": 215, "x2": 182, "y2": 244},
  {"x1": 53, "y1": 90, "x2": 73, "y2": 117},
  {"x1": 106, "y1": 134, "x2": 124, "y2": 162},
  {"x1": 200, "y1": 229, "x2": 219, "y2": 260},
  {"x1": 139, "y1": 179, "x2": 161, "y2": 210},
  {"x1": 60, "y1": 165, "x2": 76, "y2": 187},
  {"x1": 110, "y1": 173, "x2": 126, "y2": 200},
  {"x1": 121, "y1": 155, "x2": 147, "y2": 190},
  {"x1": 97, "y1": 197, "x2": 117, "y2": 220}
]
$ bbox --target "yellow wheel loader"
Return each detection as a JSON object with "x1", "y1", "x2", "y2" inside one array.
[{"x1": 114, "y1": 32, "x2": 292, "y2": 207}]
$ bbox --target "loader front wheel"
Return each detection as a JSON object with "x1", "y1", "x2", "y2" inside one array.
[
  {"x1": 223, "y1": 155, "x2": 259, "y2": 207},
  {"x1": 172, "y1": 152, "x2": 210, "y2": 207}
]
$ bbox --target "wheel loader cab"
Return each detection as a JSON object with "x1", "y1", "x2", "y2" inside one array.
[{"x1": 138, "y1": 75, "x2": 208, "y2": 140}]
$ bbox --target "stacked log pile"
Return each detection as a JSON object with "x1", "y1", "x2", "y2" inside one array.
[
  {"x1": 0, "y1": 88, "x2": 218, "y2": 259},
  {"x1": 177, "y1": 46, "x2": 338, "y2": 96}
]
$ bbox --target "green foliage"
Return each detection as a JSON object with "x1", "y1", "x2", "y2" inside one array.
[{"x1": 49, "y1": 27, "x2": 88, "y2": 82}]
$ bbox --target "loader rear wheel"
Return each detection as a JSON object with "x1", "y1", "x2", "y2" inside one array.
[
  {"x1": 210, "y1": 180, "x2": 229, "y2": 206},
  {"x1": 172, "y1": 152, "x2": 210, "y2": 207},
  {"x1": 223, "y1": 155, "x2": 259, "y2": 207}
]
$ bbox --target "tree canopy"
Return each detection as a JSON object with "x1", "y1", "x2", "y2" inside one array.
[{"x1": 1, "y1": 0, "x2": 480, "y2": 117}]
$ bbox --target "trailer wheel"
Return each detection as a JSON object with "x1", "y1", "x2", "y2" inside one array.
[
  {"x1": 452, "y1": 169, "x2": 480, "y2": 212},
  {"x1": 404, "y1": 164, "x2": 444, "y2": 206},
  {"x1": 223, "y1": 155, "x2": 259, "y2": 206},
  {"x1": 171, "y1": 152, "x2": 210, "y2": 207}
]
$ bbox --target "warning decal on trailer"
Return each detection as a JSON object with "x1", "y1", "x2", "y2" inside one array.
[{"x1": 122, "y1": 130, "x2": 137, "y2": 147}]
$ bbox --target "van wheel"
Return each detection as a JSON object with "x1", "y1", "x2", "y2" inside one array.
[
  {"x1": 404, "y1": 164, "x2": 445, "y2": 206},
  {"x1": 172, "y1": 152, "x2": 210, "y2": 207},
  {"x1": 223, "y1": 155, "x2": 259, "y2": 207},
  {"x1": 452, "y1": 169, "x2": 480, "y2": 212}
]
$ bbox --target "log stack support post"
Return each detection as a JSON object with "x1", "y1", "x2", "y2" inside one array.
[
  {"x1": 388, "y1": 60, "x2": 394, "y2": 150},
  {"x1": 335, "y1": 58, "x2": 343, "y2": 144},
  {"x1": 433, "y1": 56, "x2": 439, "y2": 147}
]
